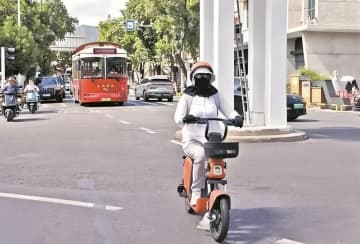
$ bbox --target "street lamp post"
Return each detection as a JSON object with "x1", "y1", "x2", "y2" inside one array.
[{"x1": 17, "y1": 0, "x2": 21, "y2": 26}]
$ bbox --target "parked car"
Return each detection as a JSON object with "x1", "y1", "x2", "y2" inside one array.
[
  {"x1": 233, "y1": 79, "x2": 306, "y2": 121},
  {"x1": 287, "y1": 93, "x2": 307, "y2": 121},
  {"x1": 135, "y1": 75, "x2": 174, "y2": 102},
  {"x1": 36, "y1": 76, "x2": 65, "y2": 102},
  {"x1": 353, "y1": 93, "x2": 360, "y2": 111}
]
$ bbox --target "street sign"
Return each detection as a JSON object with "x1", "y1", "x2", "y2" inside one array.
[{"x1": 126, "y1": 19, "x2": 136, "y2": 32}]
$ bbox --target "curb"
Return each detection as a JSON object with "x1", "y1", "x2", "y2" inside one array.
[{"x1": 175, "y1": 127, "x2": 308, "y2": 143}]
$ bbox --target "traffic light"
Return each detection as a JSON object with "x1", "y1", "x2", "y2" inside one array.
[{"x1": 6, "y1": 48, "x2": 15, "y2": 61}]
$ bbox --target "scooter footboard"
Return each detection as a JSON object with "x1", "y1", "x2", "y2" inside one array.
[{"x1": 208, "y1": 190, "x2": 231, "y2": 211}]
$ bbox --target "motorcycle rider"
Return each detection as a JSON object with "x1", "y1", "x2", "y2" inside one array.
[
  {"x1": 174, "y1": 61, "x2": 243, "y2": 230},
  {"x1": 24, "y1": 78, "x2": 39, "y2": 94},
  {"x1": 2, "y1": 76, "x2": 18, "y2": 94}
]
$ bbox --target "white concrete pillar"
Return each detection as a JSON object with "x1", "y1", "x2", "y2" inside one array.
[
  {"x1": 265, "y1": 0, "x2": 288, "y2": 128},
  {"x1": 200, "y1": 0, "x2": 214, "y2": 65},
  {"x1": 248, "y1": 0, "x2": 266, "y2": 126},
  {"x1": 213, "y1": 0, "x2": 234, "y2": 109}
]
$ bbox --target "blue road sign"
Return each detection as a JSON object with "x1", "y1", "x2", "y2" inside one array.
[{"x1": 126, "y1": 19, "x2": 136, "y2": 32}]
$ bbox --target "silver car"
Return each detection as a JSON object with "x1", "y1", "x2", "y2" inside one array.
[{"x1": 135, "y1": 75, "x2": 174, "y2": 102}]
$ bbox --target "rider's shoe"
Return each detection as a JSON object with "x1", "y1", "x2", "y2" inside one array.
[
  {"x1": 196, "y1": 212, "x2": 210, "y2": 231},
  {"x1": 190, "y1": 190, "x2": 201, "y2": 206}
]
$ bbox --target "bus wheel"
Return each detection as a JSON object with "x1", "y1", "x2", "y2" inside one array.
[{"x1": 118, "y1": 102, "x2": 124, "y2": 106}]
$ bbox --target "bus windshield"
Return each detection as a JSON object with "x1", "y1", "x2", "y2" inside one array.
[
  {"x1": 106, "y1": 57, "x2": 127, "y2": 79},
  {"x1": 81, "y1": 57, "x2": 105, "y2": 79}
]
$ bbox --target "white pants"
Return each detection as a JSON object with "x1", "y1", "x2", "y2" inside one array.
[{"x1": 183, "y1": 141, "x2": 207, "y2": 192}]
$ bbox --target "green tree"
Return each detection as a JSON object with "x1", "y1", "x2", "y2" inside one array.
[
  {"x1": 0, "y1": 0, "x2": 77, "y2": 77},
  {"x1": 98, "y1": 0, "x2": 200, "y2": 80}
]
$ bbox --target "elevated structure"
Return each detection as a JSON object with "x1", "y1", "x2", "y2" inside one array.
[{"x1": 201, "y1": 0, "x2": 288, "y2": 128}]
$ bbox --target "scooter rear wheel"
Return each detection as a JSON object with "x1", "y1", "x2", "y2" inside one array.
[{"x1": 210, "y1": 198, "x2": 230, "y2": 243}]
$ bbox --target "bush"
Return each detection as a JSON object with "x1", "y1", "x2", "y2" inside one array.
[{"x1": 299, "y1": 67, "x2": 331, "y2": 81}]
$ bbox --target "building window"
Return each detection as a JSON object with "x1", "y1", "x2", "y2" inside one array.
[
  {"x1": 308, "y1": 0, "x2": 317, "y2": 20},
  {"x1": 290, "y1": 38, "x2": 305, "y2": 70}
]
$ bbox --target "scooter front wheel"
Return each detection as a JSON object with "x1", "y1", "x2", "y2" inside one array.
[{"x1": 210, "y1": 198, "x2": 230, "y2": 243}]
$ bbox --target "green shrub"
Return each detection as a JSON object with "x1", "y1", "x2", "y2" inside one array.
[{"x1": 299, "y1": 67, "x2": 331, "y2": 81}]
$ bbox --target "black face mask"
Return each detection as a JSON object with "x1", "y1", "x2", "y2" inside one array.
[{"x1": 195, "y1": 78, "x2": 211, "y2": 92}]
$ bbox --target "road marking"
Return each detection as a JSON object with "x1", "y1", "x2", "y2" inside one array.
[
  {"x1": 275, "y1": 239, "x2": 305, "y2": 244},
  {"x1": 139, "y1": 127, "x2": 156, "y2": 134},
  {"x1": 126, "y1": 101, "x2": 138, "y2": 106},
  {"x1": 142, "y1": 101, "x2": 161, "y2": 106},
  {"x1": 0, "y1": 192, "x2": 123, "y2": 211},
  {"x1": 104, "y1": 114, "x2": 114, "y2": 119},
  {"x1": 60, "y1": 103, "x2": 67, "y2": 107},
  {"x1": 159, "y1": 102, "x2": 174, "y2": 106},
  {"x1": 169, "y1": 139, "x2": 182, "y2": 146},
  {"x1": 119, "y1": 120, "x2": 131, "y2": 125}
]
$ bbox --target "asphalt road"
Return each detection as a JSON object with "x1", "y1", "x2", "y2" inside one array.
[{"x1": 0, "y1": 95, "x2": 359, "y2": 244}]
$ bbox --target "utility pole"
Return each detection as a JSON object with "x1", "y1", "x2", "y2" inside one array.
[
  {"x1": 1, "y1": 47, "x2": 5, "y2": 88},
  {"x1": 17, "y1": 0, "x2": 21, "y2": 26}
]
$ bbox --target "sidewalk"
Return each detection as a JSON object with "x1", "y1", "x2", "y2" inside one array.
[{"x1": 175, "y1": 126, "x2": 308, "y2": 143}]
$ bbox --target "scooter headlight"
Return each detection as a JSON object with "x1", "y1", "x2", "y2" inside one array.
[{"x1": 17, "y1": 97, "x2": 23, "y2": 104}]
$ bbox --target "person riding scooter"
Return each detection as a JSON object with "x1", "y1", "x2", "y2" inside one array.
[
  {"x1": 24, "y1": 78, "x2": 40, "y2": 95},
  {"x1": 174, "y1": 61, "x2": 243, "y2": 230},
  {"x1": 2, "y1": 76, "x2": 18, "y2": 94},
  {"x1": 23, "y1": 78, "x2": 40, "y2": 113}
]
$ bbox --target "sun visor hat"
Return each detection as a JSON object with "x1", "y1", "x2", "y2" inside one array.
[{"x1": 191, "y1": 67, "x2": 215, "y2": 84}]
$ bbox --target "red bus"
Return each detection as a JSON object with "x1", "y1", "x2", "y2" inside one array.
[{"x1": 71, "y1": 42, "x2": 128, "y2": 105}]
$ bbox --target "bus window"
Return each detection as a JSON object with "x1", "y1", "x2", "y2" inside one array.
[
  {"x1": 81, "y1": 57, "x2": 105, "y2": 79},
  {"x1": 106, "y1": 57, "x2": 127, "y2": 78}
]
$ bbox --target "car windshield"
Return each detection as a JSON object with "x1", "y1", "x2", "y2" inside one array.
[{"x1": 40, "y1": 78, "x2": 58, "y2": 86}]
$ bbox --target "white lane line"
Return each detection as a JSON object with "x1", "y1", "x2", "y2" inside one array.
[
  {"x1": 169, "y1": 139, "x2": 182, "y2": 146},
  {"x1": 0, "y1": 192, "x2": 123, "y2": 211},
  {"x1": 60, "y1": 103, "x2": 67, "y2": 107},
  {"x1": 274, "y1": 239, "x2": 306, "y2": 244},
  {"x1": 119, "y1": 120, "x2": 131, "y2": 125},
  {"x1": 142, "y1": 101, "x2": 160, "y2": 106},
  {"x1": 159, "y1": 102, "x2": 174, "y2": 106},
  {"x1": 104, "y1": 114, "x2": 114, "y2": 119},
  {"x1": 126, "y1": 101, "x2": 138, "y2": 106},
  {"x1": 139, "y1": 127, "x2": 156, "y2": 134}
]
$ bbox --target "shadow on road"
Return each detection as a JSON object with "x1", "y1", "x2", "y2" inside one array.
[
  {"x1": 13, "y1": 118, "x2": 48, "y2": 122},
  {"x1": 225, "y1": 207, "x2": 286, "y2": 244},
  {"x1": 303, "y1": 127, "x2": 360, "y2": 142},
  {"x1": 23, "y1": 110, "x2": 57, "y2": 115},
  {"x1": 289, "y1": 119, "x2": 319, "y2": 123}
]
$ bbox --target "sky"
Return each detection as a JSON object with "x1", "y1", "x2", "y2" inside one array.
[{"x1": 62, "y1": 0, "x2": 128, "y2": 26}]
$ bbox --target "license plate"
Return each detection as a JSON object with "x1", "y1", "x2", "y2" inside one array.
[
  {"x1": 294, "y1": 103, "x2": 304, "y2": 109},
  {"x1": 42, "y1": 94, "x2": 50, "y2": 97},
  {"x1": 101, "y1": 98, "x2": 111, "y2": 102}
]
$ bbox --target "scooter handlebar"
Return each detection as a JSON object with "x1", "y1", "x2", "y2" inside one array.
[{"x1": 183, "y1": 117, "x2": 238, "y2": 142}]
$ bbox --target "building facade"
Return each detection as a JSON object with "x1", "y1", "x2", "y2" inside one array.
[
  {"x1": 288, "y1": 0, "x2": 360, "y2": 79},
  {"x1": 238, "y1": 0, "x2": 360, "y2": 80}
]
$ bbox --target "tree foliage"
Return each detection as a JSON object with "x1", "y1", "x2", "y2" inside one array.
[
  {"x1": 0, "y1": 0, "x2": 77, "y2": 77},
  {"x1": 98, "y1": 0, "x2": 200, "y2": 79}
]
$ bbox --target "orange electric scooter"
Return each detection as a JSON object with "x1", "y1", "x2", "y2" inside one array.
[{"x1": 177, "y1": 117, "x2": 240, "y2": 243}]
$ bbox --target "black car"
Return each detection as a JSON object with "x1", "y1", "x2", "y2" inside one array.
[
  {"x1": 233, "y1": 79, "x2": 306, "y2": 121},
  {"x1": 287, "y1": 93, "x2": 307, "y2": 121},
  {"x1": 36, "y1": 76, "x2": 65, "y2": 102},
  {"x1": 353, "y1": 93, "x2": 360, "y2": 111}
]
